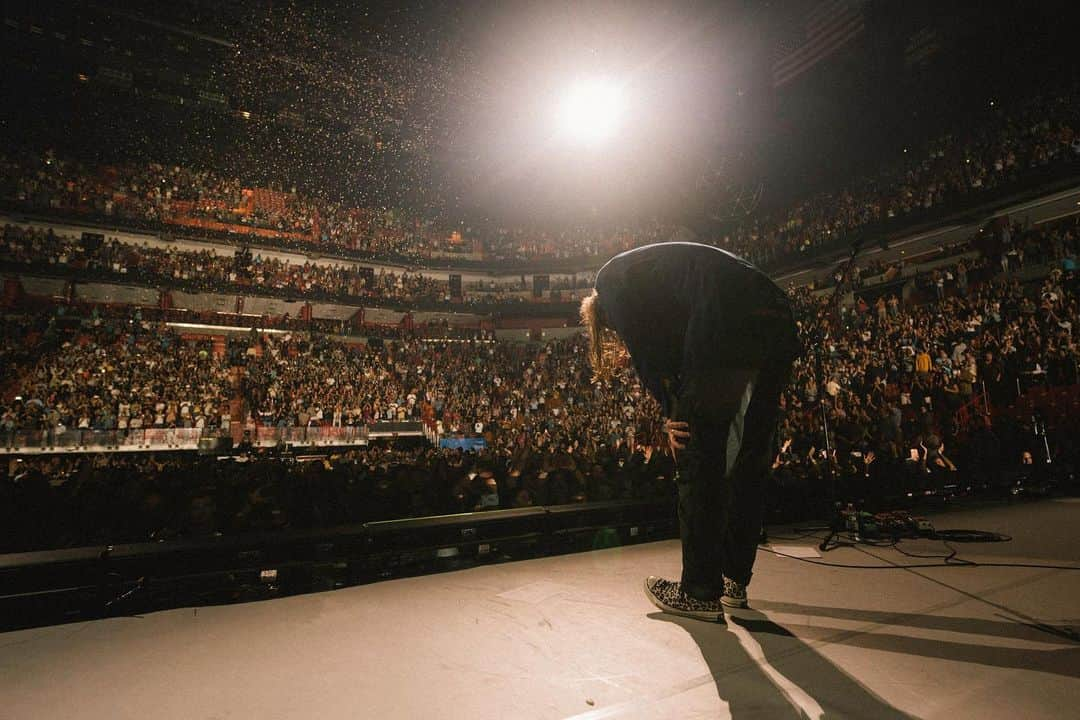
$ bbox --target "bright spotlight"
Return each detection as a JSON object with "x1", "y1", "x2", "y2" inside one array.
[{"x1": 556, "y1": 78, "x2": 625, "y2": 145}]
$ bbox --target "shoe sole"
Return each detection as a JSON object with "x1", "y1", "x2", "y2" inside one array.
[
  {"x1": 720, "y1": 596, "x2": 749, "y2": 609},
  {"x1": 643, "y1": 577, "x2": 725, "y2": 623}
]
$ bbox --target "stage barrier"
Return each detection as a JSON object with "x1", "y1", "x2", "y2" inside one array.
[{"x1": 0, "y1": 425, "x2": 374, "y2": 455}]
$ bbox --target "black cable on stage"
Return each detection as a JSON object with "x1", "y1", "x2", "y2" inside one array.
[
  {"x1": 933, "y1": 529, "x2": 1012, "y2": 543},
  {"x1": 758, "y1": 527, "x2": 1080, "y2": 571},
  {"x1": 757, "y1": 544, "x2": 1080, "y2": 571},
  {"x1": 891, "y1": 540, "x2": 969, "y2": 565}
]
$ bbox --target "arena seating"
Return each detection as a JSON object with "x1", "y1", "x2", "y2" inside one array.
[
  {"x1": 2, "y1": 210, "x2": 1078, "y2": 551},
  {"x1": 2, "y1": 85, "x2": 1076, "y2": 270}
]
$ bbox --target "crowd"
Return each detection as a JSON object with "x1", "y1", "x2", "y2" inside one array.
[
  {"x1": 3, "y1": 87, "x2": 1078, "y2": 270},
  {"x1": 0, "y1": 301, "x2": 664, "y2": 465},
  {"x1": 2, "y1": 213, "x2": 1078, "y2": 551},
  {"x1": 240, "y1": 332, "x2": 664, "y2": 449},
  {"x1": 221, "y1": 0, "x2": 461, "y2": 206},
  {"x1": 0, "y1": 296, "x2": 675, "y2": 552},
  {"x1": 1, "y1": 223, "x2": 581, "y2": 310},
  {"x1": 0, "y1": 314, "x2": 47, "y2": 385},
  {"x1": 0, "y1": 224, "x2": 462, "y2": 307},
  {"x1": 719, "y1": 89, "x2": 1080, "y2": 267},
  {"x1": 1, "y1": 320, "x2": 235, "y2": 441},
  {"x1": 6, "y1": 0, "x2": 461, "y2": 211},
  {"x1": 0, "y1": 440, "x2": 676, "y2": 553},
  {"x1": 772, "y1": 217, "x2": 1080, "y2": 507},
  {"x1": 0, "y1": 149, "x2": 474, "y2": 265}
]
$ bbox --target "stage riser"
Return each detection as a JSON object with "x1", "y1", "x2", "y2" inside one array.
[{"x1": 0, "y1": 500, "x2": 678, "y2": 631}]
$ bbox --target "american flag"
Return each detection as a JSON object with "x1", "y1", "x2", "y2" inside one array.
[{"x1": 772, "y1": 0, "x2": 866, "y2": 88}]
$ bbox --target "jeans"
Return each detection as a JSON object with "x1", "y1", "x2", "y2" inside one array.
[{"x1": 671, "y1": 321, "x2": 796, "y2": 600}]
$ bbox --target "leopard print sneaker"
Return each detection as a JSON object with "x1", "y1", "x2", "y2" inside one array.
[
  {"x1": 643, "y1": 576, "x2": 725, "y2": 623},
  {"x1": 721, "y1": 576, "x2": 748, "y2": 609}
]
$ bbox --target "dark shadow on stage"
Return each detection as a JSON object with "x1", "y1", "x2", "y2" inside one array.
[
  {"x1": 648, "y1": 611, "x2": 915, "y2": 719},
  {"x1": 752, "y1": 600, "x2": 1080, "y2": 641},
  {"x1": 747, "y1": 600, "x2": 1080, "y2": 679}
]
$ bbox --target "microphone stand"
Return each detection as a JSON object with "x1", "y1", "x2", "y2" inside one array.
[{"x1": 814, "y1": 236, "x2": 866, "y2": 543}]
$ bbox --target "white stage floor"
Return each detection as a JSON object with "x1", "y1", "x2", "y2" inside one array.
[{"x1": 2, "y1": 500, "x2": 1078, "y2": 720}]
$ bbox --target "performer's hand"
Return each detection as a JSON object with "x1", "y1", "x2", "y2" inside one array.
[{"x1": 664, "y1": 419, "x2": 690, "y2": 452}]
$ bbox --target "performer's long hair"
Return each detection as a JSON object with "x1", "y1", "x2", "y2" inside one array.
[{"x1": 580, "y1": 290, "x2": 628, "y2": 383}]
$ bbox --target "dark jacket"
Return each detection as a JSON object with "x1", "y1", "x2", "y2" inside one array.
[{"x1": 594, "y1": 242, "x2": 798, "y2": 416}]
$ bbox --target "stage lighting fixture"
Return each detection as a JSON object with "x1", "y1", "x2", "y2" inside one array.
[{"x1": 556, "y1": 78, "x2": 625, "y2": 145}]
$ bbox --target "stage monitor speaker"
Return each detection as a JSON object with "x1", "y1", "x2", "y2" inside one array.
[{"x1": 449, "y1": 274, "x2": 462, "y2": 299}]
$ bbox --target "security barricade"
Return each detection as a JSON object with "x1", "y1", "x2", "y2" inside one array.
[{"x1": 0, "y1": 426, "x2": 368, "y2": 454}]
